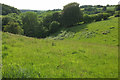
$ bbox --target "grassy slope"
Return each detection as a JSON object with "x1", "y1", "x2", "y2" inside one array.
[
  {"x1": 49, "y1": 17, "x2": 118, "y2": 46},
  {"x1": 2, "y1": 17, "x2": 118, "y2": 78}
]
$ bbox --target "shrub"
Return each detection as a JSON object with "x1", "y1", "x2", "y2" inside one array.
[
  {"x1": 106, "y1": 10, "x2": 115, "y2": 16},
  {"x1": 102, "y1": 13, "x2": 110, "y2": 20},
  {"x1": 89, "y1": 14, "x2": 96, "y2": 21},
  {"x1": 4, "y1": 22, "x2": 23, "y2": 34},
  {"x1": 114, "y1": 11, "x2": 120, "y2": 17},
  {"x1": 94, "y1": 13, "x2": 103, "y2": 21},
  {"x1": 83, "y1": 14, "x2": 92, "y2": 23},
  {"x1": 49, "y1": 21, "x2": 60, "y2": 33}
]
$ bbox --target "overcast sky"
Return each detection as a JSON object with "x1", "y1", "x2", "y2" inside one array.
[{"x1": 0, "y1": 0, "x2": 120, "y2": 10}]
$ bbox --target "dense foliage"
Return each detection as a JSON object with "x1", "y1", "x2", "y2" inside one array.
[
  {"x1": 2, "y1": 13, "x2": 22, "y2": 31},
  {"x1": 49, "y1": 21, "x2": 60, "y2": 33},
  {"x1": 1, "y1": 3, "x2": 118, "y2": 38},
  {"x1": 61, "y1": 2, "x2": 83, "y2": 27},
  {"x1": 115, "y1": 5, "x2": 120, "y2": 11},
  {"x1": 4, "y1": 22, "x2": 23, "y2": 34},
  {"x1": 21, "y1": 12, "x2": 39, "y2": 37},
  {"x1": 1, "y1": 3, "x2": 21, "y2": 15}
]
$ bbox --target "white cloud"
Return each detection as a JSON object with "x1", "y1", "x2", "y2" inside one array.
[{"x1": 0, "y1": 0, "x2": 119, "y2": 10}]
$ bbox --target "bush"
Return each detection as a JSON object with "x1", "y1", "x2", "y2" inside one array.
[
  {"x1": 94, "y1": 13, "x2": 103, "y2": 21},
  {"x1": 102, "y1": 13, "x2": 110, "y2": 20},
  {"x1": 83, "y1": 14, "x2": 97, "y2": 23},
  {"x1": 49, "y1": 21, "x2": 60, "y2": 33},
  {"x1": 83, "y1": 14, "x2": 92, "y2": 23},
  {"x1": 114, "y1": 11, "x2": 120, "y2": 17},
  {"x1": 4, "y1": 22, "x2": 23, "y2": 34},
  {"x1": 89, "y1": 14, "x2": 96, "y2": 21},
  {"x1": 106, "y1": 10, "x2": 115, "y2": 16}
]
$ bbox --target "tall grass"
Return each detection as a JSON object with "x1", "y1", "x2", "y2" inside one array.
[{"x1": 2, "y1": 17, "x2": 118, "y2": 78}]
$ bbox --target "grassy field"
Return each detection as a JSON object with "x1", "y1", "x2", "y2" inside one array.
[{"x1": 2, "y1": 17, "x2": 118, "y2": 78}]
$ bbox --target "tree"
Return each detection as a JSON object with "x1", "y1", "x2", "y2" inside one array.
[
  {"x1": 42, "y1": 14, "x2": 53, "y2": 30},
  {"x1": 1, "y1": 3, "x2": 21, "y2": 15},
  {"x1": 49, "y1": 21, "x2": 60, "y2": 33},
  {"x1": 4, "y1": 22, "x2": 23, "y2": 34},
  {"x1": 2, "y1": 16, "x2": 14, "y2": 31},
  {"x1": 103, "y1": 6, "x2": 107, "y2": 11},
  {"x1": 61, "y1": 2, "x2": 83, "y2": 27},
  {"x1": 115, "y1": 5, "x2": 120, "y2": 11},
  {"x1": 7, "y1": 13, "x2": 23, "y2": 26},
  {"x1": 21, "y1": 12, "x2": 39, "y2": 37},
  {"x1": 52, "y1": 12, "x2": 61, "y2": 22}
]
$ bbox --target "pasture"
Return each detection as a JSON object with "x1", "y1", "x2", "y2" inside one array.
[{"x1": 2, "y1": 17, "x2": 118, "y2": 78}]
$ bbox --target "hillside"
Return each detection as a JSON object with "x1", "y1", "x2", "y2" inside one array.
[
  {"x1": 2, "y1": 17, "x2": 118, "y2": 78},
  {"x1": 1, "y1": 3, "x2": 21, "y2": 15},
  {"x1": 48, "y1": 17, "x2": 118, "y2": 46}
]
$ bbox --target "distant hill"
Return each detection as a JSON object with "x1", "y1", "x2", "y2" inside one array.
[
  {"x1": 20, "y1": 9, "x2": 61, "y2": 15},
  {"x1": 20, "y1": 9, "x2": 45, "y2": 13},
  {"x1": 1, "y1": 3, "x2": 21, "y2": 15}
]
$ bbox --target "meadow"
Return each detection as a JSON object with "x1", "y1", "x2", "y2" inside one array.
[{"x1": 2, "y1": 17, "x2": 118, "y2": 78}]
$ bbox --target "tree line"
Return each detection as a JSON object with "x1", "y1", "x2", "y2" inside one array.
[
  {"x1": 1, "y1": 3, "x2": 21, "y2": 15},
  {"x1": 1, "y1": 2, "x2": 120, "y2": 38}
]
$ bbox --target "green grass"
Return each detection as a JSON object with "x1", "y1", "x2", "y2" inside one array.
[
  {"x1": 107, "y1": 6, "x2": 115, "y2": 11},
  {"x1": 2, "y1": 17, "x2": 118, "y2": 78},
  {"x1": 49, "y1": 17, "x2": 118, "y2": 46}
]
